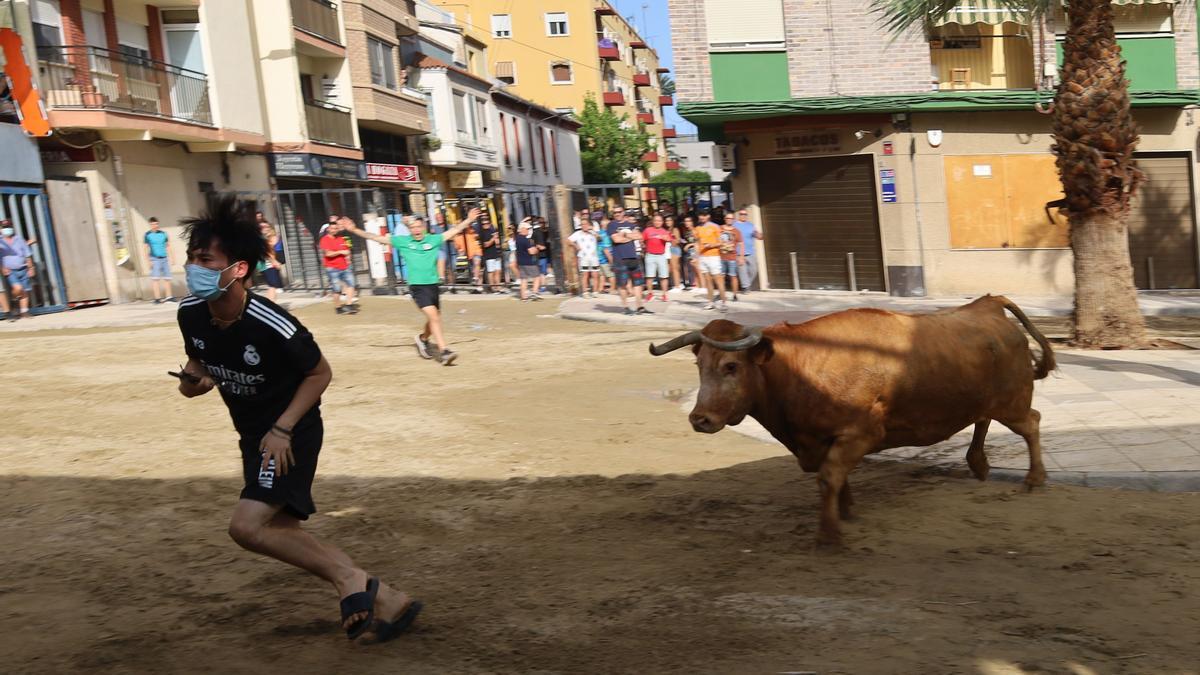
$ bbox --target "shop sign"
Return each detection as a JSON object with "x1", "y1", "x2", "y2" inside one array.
[
  {"x1": 41, "y1": 147, "x2": 96, "y2": 163},
  {"x1": 774, "y1": 131, "x2": 841, "y2": 156},
  {"x1": 270, "y1": 153, "x2": 368, "y2": 181},
  {"x1": 879, "y1": 168, "x2": 897, "y2": 203},
  {"x1": 366, "y1": 163, "x2": 420, "y2": 183}
]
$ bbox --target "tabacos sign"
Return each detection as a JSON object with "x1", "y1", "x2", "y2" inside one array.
[
  {"x1": 774, "y1": 132, "x2": 841, "y2": 156},
  {"x1": 366, "y1": 163, "x2": 420, "y2": 183}
]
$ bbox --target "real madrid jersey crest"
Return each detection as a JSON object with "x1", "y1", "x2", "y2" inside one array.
[{"x1": 177, "y1": 291, "x2": 323, "y2": 436}]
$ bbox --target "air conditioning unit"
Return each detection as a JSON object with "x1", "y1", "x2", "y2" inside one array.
[{"x1": 716, "y1": 144, "x2": 736, "y2": 171}]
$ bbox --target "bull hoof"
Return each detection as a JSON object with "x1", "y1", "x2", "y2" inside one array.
[
  {"x1": 1024, "y1": 468, "x2": 1047, "y2": 491},
  {"x1": 814, "y1": 532, "x2": 844, "y2": 551},
  {"x1": 967, "y1": 456, "x2": 990, "y2": 481}
]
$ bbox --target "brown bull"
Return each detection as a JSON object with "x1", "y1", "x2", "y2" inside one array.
[{"x1": 649, "y1": 295, "x2": 1055, "y2": 547}]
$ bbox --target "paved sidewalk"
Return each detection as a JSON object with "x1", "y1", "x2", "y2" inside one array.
[
  {"x1": 0, "y1": 292, "x2": 327, "y2": 333},
  {"x1": 559, "y1": 288, "x2": 1200, "y2": 330},
  {"x1": 567, "y1": 289, "x2": 1200, "y2": 491}
]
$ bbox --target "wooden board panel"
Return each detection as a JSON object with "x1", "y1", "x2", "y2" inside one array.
[{"x1": 945, "y1": 154, "x2": 1068, "y2": 249}]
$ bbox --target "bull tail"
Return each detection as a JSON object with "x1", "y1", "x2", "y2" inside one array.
[{"x1": 997, "y1": 296, "x2": 1056, "y2": 379}]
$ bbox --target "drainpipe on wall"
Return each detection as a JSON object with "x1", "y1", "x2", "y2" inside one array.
[{"x1": 907, "y1": 134, "x2": 928, "y2": 297}]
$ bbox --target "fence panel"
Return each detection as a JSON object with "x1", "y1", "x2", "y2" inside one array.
[{"x1": 0, "y1": 186, "x2": 67, "y2": 316}]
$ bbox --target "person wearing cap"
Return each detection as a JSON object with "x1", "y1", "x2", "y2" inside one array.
[
  {"x1": 0, "y1": 219, "x2": 35, "y2": 321},
  {"x1": 514, "y1": 220, "x2": 541, "y2": 302}
]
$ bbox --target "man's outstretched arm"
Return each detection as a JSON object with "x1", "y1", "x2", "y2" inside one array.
[{"x1": 338, "y1": 217, "x2": 390, "y2": 245}]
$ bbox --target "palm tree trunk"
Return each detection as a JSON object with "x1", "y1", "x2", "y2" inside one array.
[{"x1": 1052, "y1": 0, "x2": 1147, "y2": 348}]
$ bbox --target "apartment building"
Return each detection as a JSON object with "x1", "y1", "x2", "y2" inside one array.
[
  {"x1": 666, "y1": 133, "x2": 729, "y2": 182},
  {"x1": 670, "y1": 0, "x2": 1200, "y2": 296},
  {"x1": 429, "y1": 0, "x2": 673, "y2": 179},
  {"x1": 5, "y1": 0, "x2": 432, "y2": 304},
  {"x1": 19, "y1": 0, "x2": 271, "y2": 303},
  {"x1": 409, "y1": 0, "x2": 582, "y2": 209}
]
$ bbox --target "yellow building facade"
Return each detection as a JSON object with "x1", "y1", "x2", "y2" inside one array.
[{"x1": 429, "y1": 0, "x2": 672, "y2": 179}]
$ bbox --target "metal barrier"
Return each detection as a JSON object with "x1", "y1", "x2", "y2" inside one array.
[
  {"x1": 570, "y1": 181, "x2": 733, "y2": 218},
  {"x1": 229, "y1": 186, "x2": 559, "y2": 296},
  {"x1": 0, "y1": 186, "x2": 67, "y2": 316}
]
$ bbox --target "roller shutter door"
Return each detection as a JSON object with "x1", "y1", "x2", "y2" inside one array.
[
  {"x1": 757, "y1": 155, "x2": 885, "y2": 291},
  {"x1": 1128, "y1": 154, "x2": 1198, "y2": 289}
]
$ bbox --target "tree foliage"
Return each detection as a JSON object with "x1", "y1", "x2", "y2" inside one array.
[
  {"x1": 578, "y1": 95, "x2": 655, "y2": 184},
  {"x1": 649, "y1": 169, "x2": 719, "y2": 204}
]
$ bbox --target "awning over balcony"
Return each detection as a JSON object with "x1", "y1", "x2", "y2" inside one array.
[{"x1": 937, "y1": 0, "x2": 1173, "y2": 26}]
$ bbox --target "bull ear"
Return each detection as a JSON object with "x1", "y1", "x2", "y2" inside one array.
[
  {"x1": 691, "y1": 342, "x2": 701, "y2": 356},
  {"x1": 750, "y1": 337, "x2": 773, "y2": 364}
]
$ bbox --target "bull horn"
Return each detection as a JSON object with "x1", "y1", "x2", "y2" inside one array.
[
  {"x1": 700, "y1": 327, "x2": 764, "y2": 352},
  {"x1": 648, "y1": 330, "x2": 703, "y2": 356}
]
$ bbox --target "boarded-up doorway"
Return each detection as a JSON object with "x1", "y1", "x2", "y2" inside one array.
[
  {"x1": 756, "y1": 155, "x2": 885, "y2": 291},
  {"x1": 1128, "y1": 153, "x2": 1198, "y2": 289}
]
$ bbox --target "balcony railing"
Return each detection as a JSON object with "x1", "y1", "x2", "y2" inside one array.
[
  {"x1": 292, "y1": 0, "x2": 341, "y2": 45},
  {"x1": 633, "y1": 72, "x2": 651, "y2": 86},
  {"x1": 304, "y1": 99, "x2": 355, "y2": 146},
  {"x1": 37, "y1": 45, "x2": 211, "y2": 125},
  {"x1": 659, "y1": 94, "x2": 674, "y2": 106},
  {"x1": 598, "y1": 38, "x2": 620, "y2": 61}
]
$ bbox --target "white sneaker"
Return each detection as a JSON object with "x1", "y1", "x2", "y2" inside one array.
[
  {"x1": 703, "y1": 303, "x2": 716, "y2": 310},
  {"x1": 414, "y1": 335, "x2": 432, "y2": 359},
  {"x1": 719, "y1": 301, "x2": 729, "y2": 312}
]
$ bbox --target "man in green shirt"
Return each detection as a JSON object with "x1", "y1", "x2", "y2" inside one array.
[{"x1": 341, "y1": 208, "x2": 479, "y2": 366}]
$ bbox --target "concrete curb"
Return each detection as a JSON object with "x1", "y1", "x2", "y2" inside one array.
[
  {"x1": 865, "y1": 455, "x2": 1200, "y2": 493},
  {"x1": 560, "y1": 311, "x2": 697, "y2": 330}
]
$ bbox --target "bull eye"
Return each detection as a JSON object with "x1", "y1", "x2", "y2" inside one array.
[{"x1": 722, "y1": 361, "x2": 738, "y2": 376}]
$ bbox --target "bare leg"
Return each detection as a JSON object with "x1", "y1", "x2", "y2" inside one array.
[
  {"x1": 228, "y1": 500, "x2": 409, "y2": 631},
  {"x1": 421, "y1": 305, "x2": 446, "y2": 351},
  {"x1": 713, "y1": 273, "x2": 726, "y2": 303},
  {"x1": 999, "y1": 409, "x2": 1046, "y2": 490},
  {"x1": 966, "y1": 419, "x2": 992, "y2": 481}
]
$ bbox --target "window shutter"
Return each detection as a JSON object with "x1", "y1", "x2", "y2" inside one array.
[{"x1": 704, "y1": 0, "x2": 785, "y2": 51}]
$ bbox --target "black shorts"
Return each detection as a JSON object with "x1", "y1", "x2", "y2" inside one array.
[
  {"x1": 614, "y1": 258, "x2": 644, "y2": 288},
  {"x1": 410, "y1": 283, "x2": 440, "y2": 309},
  {"x1": 263, "y1": 267, "x2": 284, "y2": 289},
  {"x1": 239, "y1": 418, "x2": 323, "y2": 520}
]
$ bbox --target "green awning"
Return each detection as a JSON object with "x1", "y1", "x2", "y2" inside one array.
[{"x1": 680, "y1": 90, "x2": 1200, "y2": 140}]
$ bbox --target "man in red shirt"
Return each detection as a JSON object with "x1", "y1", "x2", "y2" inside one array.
[
  {"x1": 319, "y1": 220, "x2": 357, "y2": 315},
  {"x1": 641, "y1": 214, "x2": 673, "y2": 302}
]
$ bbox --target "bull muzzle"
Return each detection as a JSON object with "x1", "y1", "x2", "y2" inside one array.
[{"x1": 648, "y1": 328, "x2": 764, "y2": 356}]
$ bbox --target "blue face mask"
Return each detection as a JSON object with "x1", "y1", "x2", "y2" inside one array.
[
  {"x1": 185, "y1": 262, "x2": 237, "y2": 300},
  {"x1": 1, "y1": 227, "x2": 13, "y2": 237}
]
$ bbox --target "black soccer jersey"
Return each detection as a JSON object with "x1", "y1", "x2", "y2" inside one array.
[{"x1": 177, "y1": 292, "x2": 323, "y2": 436}]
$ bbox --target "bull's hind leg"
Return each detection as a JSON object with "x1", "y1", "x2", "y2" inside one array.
[
  {"x1": 966, "y1": 419, "x2": 992, "y2": 481},
  {"x1": 998, "y1": 409, "x2": 1047, "y2": 490},
  {"x1": 838, "y1": 480, "x2": 854, "y2": 520}
]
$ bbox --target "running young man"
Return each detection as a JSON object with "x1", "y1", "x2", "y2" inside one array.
[
  {"x1": 176, "y1": 196, "x2": 420, "y2": 643},
  {"x1": 341, "y1": 208, "x2": 480, "y2": 366}
]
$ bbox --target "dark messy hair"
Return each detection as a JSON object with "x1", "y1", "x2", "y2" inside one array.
[{"x1": 181, "y1": 195, "x2": 267, "y2": 276}]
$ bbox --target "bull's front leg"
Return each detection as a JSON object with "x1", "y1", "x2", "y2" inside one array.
[{"x1": 815, "y1": 436, "x2": 874, "y2": 548}]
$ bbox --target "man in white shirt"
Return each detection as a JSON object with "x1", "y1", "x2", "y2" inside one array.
[{"x1": 568, "y1": 218, "x2": 601, "y2": 297}]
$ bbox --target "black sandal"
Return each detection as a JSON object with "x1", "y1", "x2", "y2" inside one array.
[
  {"x1": 375, "y1": 599, "x2": 423, "y2": 643},
  {"x1": 340, "y1": 577, "x2": 379, "y2": 640}
]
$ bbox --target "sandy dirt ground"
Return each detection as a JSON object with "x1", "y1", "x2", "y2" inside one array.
[{"x1": 2, "y1": 296, "x2": 1198, "y2": 674}]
